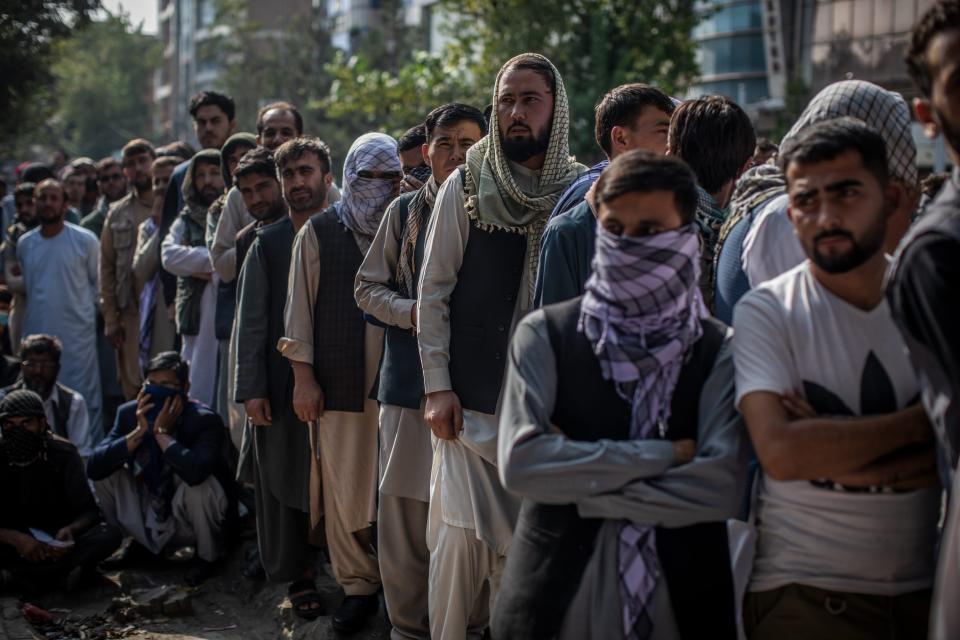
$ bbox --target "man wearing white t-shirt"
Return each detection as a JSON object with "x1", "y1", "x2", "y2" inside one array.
[{"x1": 734, "y1": 118, "x2": 941, "y2": 639}]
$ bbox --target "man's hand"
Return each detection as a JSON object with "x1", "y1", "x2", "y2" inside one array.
[
  {"x1": 128, "y1": 392, "x2": 152, "y2": 453},
  {"x1": 292, "y1": 375, "x2": 324, "y2": 424},
  {"x1": 400, "y1": 175, "x2": 424, "y2": 194},
  {"x1": 191, "y1": 272, "x2": 213, "y2": 281},
  {"x1": 105, "y1": 323, "x2": 125, "y2": 349},
  {"x1": 424, "y1": 391, "x2": 463, "y2": 440},
  {"x1": 781, "y1": 391, "x2": 817, "y2": 420},
  {"x1": 830, "y1": 443, "x2": 940, "y2": 491},
  {"x1": 11, "y1": 532, "x2": 47, "y2": 563},
  {"x1": 671, "y1": 439, "x2": 696, "y2": 464},
  {"x1": 153, "y1": 394, "x2": 184, "y2": 437},
  {"x1": 245, "y1": 398, "x2": 273, "y2": 426}
]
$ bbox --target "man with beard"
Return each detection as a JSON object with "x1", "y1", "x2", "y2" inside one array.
[
  {"x1": 355, "y1": 102, "x2": 486, "y2": 640},
  {"x1": 0, "y1": 334, "x2": 96, "y2": 458},
  {"x1": 888, "y1": 1, "x2": 960, "y2": 634},
  {"x1": 18, "y1": 179, "x2": 102, "y2": 432},
  {"x1": 101, "y1": 139, "x2": 157, "y2": 401},
  {"x1": 161, "y1": 151, "x2": 224, "y2": 408},
  {"x1": 735, "y1": 119, "x2": 940, "y2": 638},
  {"x1": 3, "y1": 182, "x2": 38, "y2": 349},
  {"x1": 234, "y1": 141, "x2": 327, "y2": 618},
  {"x1": 415, "y1": 54, "x2": 584, "y2": 639},
  {"x1": 280, "y1": 133, "x2": 400, "y2": 632},
  {"x1": 0, "y1": 389, "x2": 120, "y2": 593},
  {"x1": 62, "y1": 159, "x2": 97, "y2": 219},
  {"x1": 495, "y1": 150, "x2": 747, "y2": 640},
  {"x1": 133, "y1": 155, "x2": 182, "y2": 369},
  {"x1": 81, "y1": 157, "x2": 128, "y2": 240}
]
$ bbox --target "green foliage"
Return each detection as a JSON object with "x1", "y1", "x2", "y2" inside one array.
[
  {"x1": 439, "y1": 0, "x2": 699, "y2": 163},
  {"x1": 0, "y1": 0, "x2": 99, "y2": 156},
  {"x1": 50, "y1": 12, "x2": 161, "y2": 158}
]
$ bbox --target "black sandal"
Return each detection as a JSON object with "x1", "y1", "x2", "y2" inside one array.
[{"x1": 288, "y1": 579, "x2": 324, "y2": 620}]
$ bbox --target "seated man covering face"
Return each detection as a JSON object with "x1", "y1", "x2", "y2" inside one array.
[
  {"x1": 495, "y1": 150, "x2": 749, "y2": 640},
  {"x1": 86, "y1": 351, "x2": 237, "y2": 586},
  {"x1": 0, "y1": 389, "x2": 121, "y2": 593}
]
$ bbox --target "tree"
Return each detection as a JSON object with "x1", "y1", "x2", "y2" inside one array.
[
  {"x1": 0, "y1": 0, "x2": 99, "y2": 155},
  {"x1": 438, "y1": 0, "x2": 700, "y2": 163},
  {"x1": 49, "y1": 12, "x2": 160, "y2": 159}
]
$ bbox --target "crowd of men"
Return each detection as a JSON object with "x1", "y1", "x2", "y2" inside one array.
[{"x1": 0, "y1": 1, "x2": 959, "y2": 638}]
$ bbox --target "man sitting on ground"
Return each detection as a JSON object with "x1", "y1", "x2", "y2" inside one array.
[
  {"x1": 0, "y1": 390, "x2": 121, "y2": 593},
  {"x1": 87, "y1": 351, "x2": 236, "y2": 586},
  {"x1": 0, "y1": 334, "x2": 97, "y2": 458}
]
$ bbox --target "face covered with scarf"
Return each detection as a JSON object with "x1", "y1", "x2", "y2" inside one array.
[
  {"x1": 0, "y1": 390, "x2": 49, "y2": 466},
  {"x1": 335, "y1": 132, "x2": 402, "y2": 241},
  {"x1": 578, "y1": 151, "x2": 704, "y2": 639}
]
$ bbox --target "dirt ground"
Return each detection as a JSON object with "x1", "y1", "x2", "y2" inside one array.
[{"x1": 1, "y1": 539, "x2": 391, "y2": 640}]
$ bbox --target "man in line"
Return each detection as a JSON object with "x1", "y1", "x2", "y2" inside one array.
[
  {"x1": 101, "y1": 139, "x2": 157, "y2": 401},
  {"x1": 735, "y1": 119, "x2": 941, "y2": 638},
  {"x1": 355, "y1": 102, "x2": 486, "y2": 640},
  {"x1": 62, "y1": 159, "x2": 97, "y2": 219},
  {"x1": 534, "y1": 83, "x2": 675, "y2": 305},
  {"x1": 81, "y1": 157, "x2": 128, "y2": 240},
  {"x1": 0, "y1": 390, "x2": 121, "y2": 593},
  {"x1": 3, "y1": 181, "x2": 37, "y2": 349},
  {"x1": 416, "y1": 54, "x2": 583, "y2": 638},
  {"x1": 160, "y1": 151, "x2": 224, "y2": 408},
  {"x1": 741, "y1": 80, "x2": 919, "y2": 288},
  {"x1": 133, "y1": 156, "x2": 181, "y2": 372},
  {"x1": 234, "y1": 142, "x2": 325, "y2": 617},
  {"x1": 18, "y1": 179, "x2": 102, "y2": 431},
  {"x1": 888, "y1": 2, "x2": 960, "y2": 634},
  {"x1": 398, "y1": 124, "x2": 429, "y2": 176},
  {"x1": 0, "y1": 334, "x2": 96, "y2": 459},
  {"x1": 88, "y1": 352, "x2": 236, "y2": 586},
  {"x1": 667, "y1": 95, "x2": 756, "y2": 309},
  {"x1": 280, "y1": 133, "x2": 401, "y2": 632},
  {"x1": 495, "y1": 150, "x2": 747, "y2": 639}
]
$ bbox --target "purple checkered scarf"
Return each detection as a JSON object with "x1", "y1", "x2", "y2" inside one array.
[
  {"x1": 579, "y1": 223, "x2": 704, "y2": 640},
  {"x1": 335, "y1": 132, "x2": 402, "y2": 240}
]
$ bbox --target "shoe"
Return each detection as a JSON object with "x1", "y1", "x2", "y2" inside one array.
[{"x1": 331, "y1": 594, "x2": 378, "y2": 633}]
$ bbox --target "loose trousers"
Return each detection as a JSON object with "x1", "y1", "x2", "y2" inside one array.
[
  {"x1": 116, "y1": 311, "x2": 142, "y2": 400},
  {"x1": 379, "y1": 494, "x2": 430, "y2": 639}
]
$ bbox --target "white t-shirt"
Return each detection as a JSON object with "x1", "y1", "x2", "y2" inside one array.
[
  {"x1": 741, "y1": 194, "x2": 806, "y2": 288},
  {"x1": 733, "y1": 261, "x2": 941, "y2": 596}
]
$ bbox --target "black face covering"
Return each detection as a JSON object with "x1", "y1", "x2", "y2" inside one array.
[{"x1": 1, "y1": 426, "x2": 46, "y2": 466}]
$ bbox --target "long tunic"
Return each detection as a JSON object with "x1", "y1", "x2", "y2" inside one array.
[
  {"x1": 354, "y1": 195, "x2": 432, "y2": 502},
  {"x1": 498, "y1": 310, "x2": 749, "y2": 639},
  {"x1": 416, "y1": 166, "x2": 546, "y2": 555},
  {"x1": 160, "y1": 216, "x2": 218, "y2": 408},
  {"x1": 277, "y1": 221, "x2": 381, "y2": 536},
  {"x1": 19, "y1": 223, "x2": 102, "y2": 430}
]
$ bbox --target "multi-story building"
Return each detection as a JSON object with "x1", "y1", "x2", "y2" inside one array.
[
  {"x1": 154, "y1": 0, "x2": 312, "y2": 144},
  {"x1": 327, "y1": 0, "x2": 450, "y2": 54},
  {"x1": 690, "y1": 0, "x2": 949, "y2": 168}
]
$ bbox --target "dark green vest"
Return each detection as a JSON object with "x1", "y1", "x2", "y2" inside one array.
[{"x1": 174, "y1": 213, "x2": 207, "y2": 336}]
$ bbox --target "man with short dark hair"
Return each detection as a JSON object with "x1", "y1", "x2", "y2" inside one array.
[
  {"x1": 889, "y1": 2, "x2": 960, "y2": 633},
  {"x1": 495, "y1": 149, "x2": 747, "y2": 639},
  {"x1": 0, "y1": 389, "x2": 121, "y2": 593},
  {"x1": 62, "y1": 158, "x2": 97, "y2": 219},
  {"x1": 355, "y1": 102, "x2": 486, "y2": 639},
  {"x1": 0, "y1": 334, "x2": 96, "y2": 458},
  {"x1": 535, "y1": 83, "x2": 675, "y2": 306},
  {"x1": 735, "y1": 118, "x2": 940, "y2": 639},
  {"x1": 667, "y1": 95, "x2": 756, "y2": 309},
  {"x1": 233, "y1": 142, "x2": 323, "y2": 617},
  {"x1": 88, "y1": 351, "x2": 236, "y2": 586},
  {"x1": 753, "y1": 138, "x2": 779, "y2": 166},
  {"x1": 416, "y1": 54, "x2": 584, "y2": 639},
  {"x1": 161, "y1": 151, "x2": 224, "y2": 408},
  {"x1": 18, "y1": 179, "x2": 102, "y2": 432},
  {"x1": 101, "y1": 139, "x2": 158, "y2": 400},
  {"x1": 3, "y1": 182, "x2": 37, "y2": 349},
  {"x1": 81, "y1": 157, "x2": 128, "y2": 240},
  {"x1": 398, "y1": 123, "x2": 429, "y2": 175},
  {"x1": 280, "y1": 133, "x2": 399, "y2": 632},
  {"x1": 256, "y1": 102, "x2": 302, "y2": 151}
]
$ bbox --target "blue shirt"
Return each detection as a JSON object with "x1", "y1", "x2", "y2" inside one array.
[
  {"x1": 549, "y1": 160, "x2": 608, "y2": 220},
  {"x1": 534, "y1": 201, "x2": 597, "y2": 307}
]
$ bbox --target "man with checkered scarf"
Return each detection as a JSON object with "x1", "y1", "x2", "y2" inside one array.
[
  {"x1": 416, "y1": 53, "x2": 584, "y2": 639},
  {"x1": 279, "y1": 133, "x2": 402, "y2": 633}
]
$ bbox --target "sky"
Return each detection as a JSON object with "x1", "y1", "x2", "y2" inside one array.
[{"x1": 101, "y1": 0, "x2": 158, "y2": 34}]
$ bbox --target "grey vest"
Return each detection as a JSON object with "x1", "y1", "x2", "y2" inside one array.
[{"x1": 174, "y1": 213, "x2": 207, "y2": 336}]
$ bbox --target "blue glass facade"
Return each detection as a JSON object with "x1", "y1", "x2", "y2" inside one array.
[{"x1": 691, "y1": 0, "x2": 771, "y2": 107}]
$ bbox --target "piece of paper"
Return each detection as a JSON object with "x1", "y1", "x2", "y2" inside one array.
[{"x1": 29, "y1": 527, "x2": 74, "y2": 548}]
